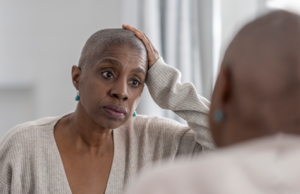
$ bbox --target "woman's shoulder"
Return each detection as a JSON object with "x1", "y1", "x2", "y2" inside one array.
[
  {"x1": 0, "y1": 116, "x2": 60, "y2": 152},
  {"x1": 0, "y1": 116, "x2": 63, "y2": 190}
]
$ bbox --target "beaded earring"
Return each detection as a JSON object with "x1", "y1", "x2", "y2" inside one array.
[
  {"x1": 133, "y1": 111, "x2": 137, "y2": 117},
  {"x1": 75, "y1": 90, "x2": 80, "y2": 101},
  {"x1": 213, "y1": 109, "x2": 224, "y2": 123}
]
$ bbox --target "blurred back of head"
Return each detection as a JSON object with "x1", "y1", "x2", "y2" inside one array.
[{"x1": 210, "y1": 10, "x2": 300, "y2": 147}]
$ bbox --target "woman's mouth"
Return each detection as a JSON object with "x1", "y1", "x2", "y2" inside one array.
[{"x1": 103, "y1": 105, "x2": 127, "y2": 119}]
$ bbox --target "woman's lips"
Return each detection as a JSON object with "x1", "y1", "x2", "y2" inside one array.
[{"x1": 103, "y1": 105, "x2": 127, "y2": 119}]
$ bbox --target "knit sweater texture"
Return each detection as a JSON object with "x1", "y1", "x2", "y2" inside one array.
[{"x1": 0, "y1": 58, "x2": 214, "y2": 194}]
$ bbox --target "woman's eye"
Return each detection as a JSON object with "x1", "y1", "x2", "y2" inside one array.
[
  {"x1": 130, "y1": 80, "x2": 140, "y2": 87},
  {"x1": 102, "y1": 71, "x2": 114, "y2": 79}
]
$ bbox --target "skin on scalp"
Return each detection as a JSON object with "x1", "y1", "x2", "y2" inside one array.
[
  {"x1": 209, "y1": 10, "x2": 300, "y2": 147},
  {"x1": 79, "y1": 28, "x2": 148, "y2": 70}
]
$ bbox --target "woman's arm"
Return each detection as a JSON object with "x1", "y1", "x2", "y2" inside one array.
[
  {"x1": 147, "y1": 57, "x2": 214, "y2": 152},
  {"x1": 0, "y1": 182, "x2": 10, "y2": 194},
  {"x1": 122, "y1": 25, "x2": 214, "y2": 153},
  {"x1": 0, "y1": 137, "x2": 12, "y2": 194}
]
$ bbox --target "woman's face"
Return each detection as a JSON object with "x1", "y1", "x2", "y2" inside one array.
[{"x1": 74, "y1": 43, "x2": 148, "y2": 129}]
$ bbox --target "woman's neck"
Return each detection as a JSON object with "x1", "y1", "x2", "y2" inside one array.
[{"x1": 61, "y1": 106, "x2": 114, "y2": 157}]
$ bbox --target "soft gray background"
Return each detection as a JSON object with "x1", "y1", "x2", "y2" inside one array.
[
  {"x1": 0, "y1": 1, "x2": 122, "y2": 139},
  {"x1": 0, "y1": 0, "x2": 297, "y2": 140}
]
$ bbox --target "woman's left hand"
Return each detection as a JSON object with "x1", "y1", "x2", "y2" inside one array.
[{"x1": 122, "y1": 24, "x2": 160, "y2": 69}]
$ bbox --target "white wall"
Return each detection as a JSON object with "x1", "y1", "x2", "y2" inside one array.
[
  {"x1": 0, "y1": 0, "x2": 122, "y2": 139},
  {"x1": 219, "y1": 0, "x2": 269, "y2": 61}
]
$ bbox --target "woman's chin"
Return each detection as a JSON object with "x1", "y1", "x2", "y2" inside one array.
[{"x1": 95, "y1": 117, "x2": 129, "y2": 130}]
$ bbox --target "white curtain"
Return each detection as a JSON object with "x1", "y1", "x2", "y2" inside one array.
[{"x1": 122, "y1": 0, "x2": 214, "y2": 123}]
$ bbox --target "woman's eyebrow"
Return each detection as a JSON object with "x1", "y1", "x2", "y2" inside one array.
[
  {"x1": 100, "y1": 58, "x2": 146, "y2": 75},
  {"x1": 132, "y1": 67, "x2": 146, "y2": 75},
  {"x1": 99, "y1": 58, "x2": 122, "y2": 67}
]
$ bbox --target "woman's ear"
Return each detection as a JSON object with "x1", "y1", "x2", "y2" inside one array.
[
  {"x1": 209, "y1": 65, "x2": 231, "y2": 147},
  {"x1": 211, "y1": 65, "x2": 230, "y2": 109},
  {"x1": 72, "y1": 65, "x2": 82, "y2": 90},
  {"x1": 218, "y1": 65, "x2": 230, "y2": 104}
]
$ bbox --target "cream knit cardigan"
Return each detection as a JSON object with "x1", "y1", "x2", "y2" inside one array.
[{"x1": 0, "y1": 58, "x2": 214, "y2": 194}]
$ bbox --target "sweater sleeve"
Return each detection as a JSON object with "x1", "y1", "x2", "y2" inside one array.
[
  {"x1": 0, "y1": 131, "x2": 14, "y2": 194},
  {"x1": 0, "y1": 181, "x2": 10, "y2": 194},
  {"x1": 146, "y1": 57, "x2": 215, "y2": 154}
]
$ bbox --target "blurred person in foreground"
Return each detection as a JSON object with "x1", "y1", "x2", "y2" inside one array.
[
  {"x1": 0, "y1": 25, "x2": 214, "y2": 193},
  {"x1": 127, "y1": 10, "x2": 300, "y2": 194}
]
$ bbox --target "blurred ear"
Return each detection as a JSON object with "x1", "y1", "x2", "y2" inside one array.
[
  {"x1": 211, "y1": 65, "x2": 230, "y2": 109},
  {"x1": 218, "y1": 66, "x2": 230, "y2": 104},
  {"x1": 209, "y1": 65, "x2": 231, "y2": 147},
  {"x1": 72, "y1": 65, "x2": 82, "y2": 90}
]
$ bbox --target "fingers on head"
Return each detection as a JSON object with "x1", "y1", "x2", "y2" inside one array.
[
  {"x1": 144, "y1": 33, "x2": 151, "y2": 43},
  {"x1": 135, "y1": 32, "x2": 146, "y2": 42},
  {"x1": 132, "y1": 27, "x2": 140, "y2": 32},
  {"x1": 122, "y1": 25, "x2": 152, "y2": 48},
  {"x1": 122, "y1": 24, "x2": 144, "y2": 36},
  {"x1": 123, "y1": 25, "x2": 139, "y2": 35},
  {"x1": 138, "y1": 33, "x2": 150, "y2": 46},
  {"x1": 141, "y1": 34, "x2": 152, "y2": 48}
]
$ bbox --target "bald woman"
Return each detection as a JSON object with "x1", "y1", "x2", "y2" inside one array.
[
  {"x1": 128, "y1": 10, "x2": 300, "y2": 194},
  {"x1": 0, "y1": 27, "x2": 214, "y2": 193}
]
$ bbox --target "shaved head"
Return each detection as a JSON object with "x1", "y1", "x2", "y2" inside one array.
[
  {"x1": 227, "y1": 11, "x2": 300, "y2": 131},
  {"x1": 79, "y1": 29, "x2": 147, "y2": 69},
  {"x1": 210, "y1": 10, "x2": 300, "y2": 146},
  {"x1": 71, "y1": 28, "x2": 149, "y2": 132}
]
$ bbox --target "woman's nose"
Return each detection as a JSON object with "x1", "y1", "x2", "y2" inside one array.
[{"x1": 110, "y1": 79, "x2": 129, "y2": 101}]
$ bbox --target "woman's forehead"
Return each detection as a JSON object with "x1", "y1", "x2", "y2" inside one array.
[{"x1": 95, "y1": 44, "x2": 148, "y2": 69}]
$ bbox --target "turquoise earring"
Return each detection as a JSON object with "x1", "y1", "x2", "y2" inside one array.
[
  {"x1": 133, "y1": 111, "x2": 137, "y2": 117},
  {"x1": 213, "y1": 109, "x2": 224, "y2": 123},
  {"x1": 75, "y1": 90, "x2": 80, "y2": 101}
]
